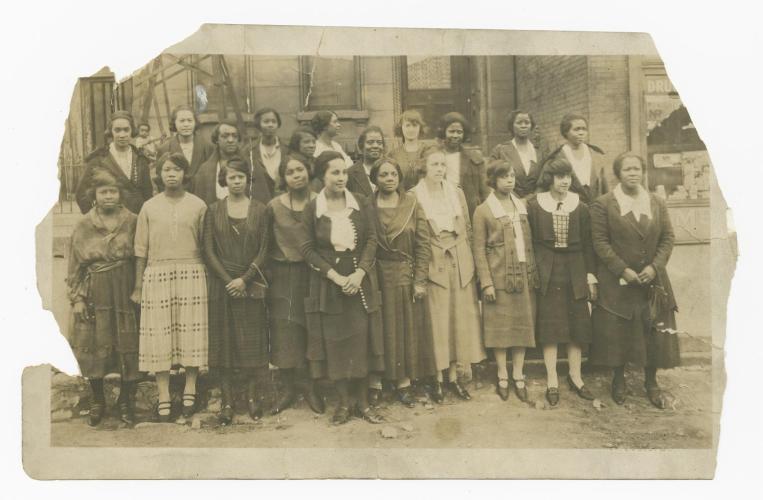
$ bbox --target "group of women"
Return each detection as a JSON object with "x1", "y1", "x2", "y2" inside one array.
[{"x1": 67, "y1": 104, "x2": 681, "y2": 429}]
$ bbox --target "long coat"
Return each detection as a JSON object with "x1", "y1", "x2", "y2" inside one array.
[
  {"x1": 589, "y1": 191, "x2": 677, "y2": 320},
  {"x1": 190, "y1": 149, "x2": 223, "y2": 206},
  {"x1": 156, "y1": 134, "x2": 215, "y2": 179},
  {"x1": 489, "y1": 141, "x2": 543, "y2": 198},
  {"x1": 75, "y1": 145, "x2": 154, "y2": 215},
  {"x1": 451, "y1": 147, "x2": 490, "y2": 217},
  {"x1": 543, "y1": 144, "x2": 608, "y2": 205},
  {"x1": 347, "y1": 161, "x2": 375, "y2": 198},
  {"x1": 244, "y1": 137, "x2": 290, "y2": 203}
]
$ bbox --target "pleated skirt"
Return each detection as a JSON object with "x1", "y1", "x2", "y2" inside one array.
[{"x1": 138, "y1": 262, "x2": 209, "y2": 372}]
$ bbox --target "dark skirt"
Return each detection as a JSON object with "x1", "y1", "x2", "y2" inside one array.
[
  {"x1": 208, "y1": 277, "x2": 269, "y2": 370},
  {"x1": 68, "y1": 263, "x2": 140, "y2": 381},
  {"x1": 268, "y1": 260, "x2": 310, "y2": 369},
  {"x1": 377, "y1": 259, "x2": 437, "y2": 382},
  {"x1": 536, "y1": 252, "x2": 592, "y2": 345},
  {"x1": 591, "y1": 293, "x2": 681, "y2": 369}
]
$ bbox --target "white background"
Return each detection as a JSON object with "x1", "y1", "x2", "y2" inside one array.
[{"x1": 1, "y1": 0, "x2": 760, "y2": 494}]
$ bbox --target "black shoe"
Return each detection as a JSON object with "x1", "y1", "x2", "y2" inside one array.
[
  {"x1": 155, "y1": 401, "x2": 172, "y2": 423},
  {"x1": 645, "y1": 384, "x2": 667, "y2": 409},
  {"x1": 248, "y1": 397, "x2": 266, "y2": 421},
  {"x1": 450, "y1": 381, "x2": 471, "y2": 401},
  {"x1": 354, "y1": 404, "x2": 385, "y2": 424},
  {"x1": 271, "y1": 388, "x2": 297, "y2": 415},
  {"x1": 368, "y1": 388, "x2": 382, "y2": 407},
  {"x1": 496, "y1": 379, "x2": 510, "y2": 401},
  {"x1": 181, "y1": 393, "x2": 197, "y2": 418},
  {"x1": 118, "y1": 400, "x2": 135, "y2": 426},
  {"x1": 567, "y1": 378, "x2": 595, "y2": 401},
  {"x1": 546, "y1": 387, "x2": 560, "y2": 406},
  {"x1": 304, "y1": 386, "x2": 325, "y2": 414},
  {"x1": 218, "y1": 404, "x2": 234, "y2": 426},
  {"x1": 331, "y1": 405, "x2": 351, "y2": 425},
  {"x1": 88, "y1": 401, "x2": 105, "y2": 427},
  {"x1": 612, "y1": 376, "x2": 626, "y2": 405},
  {"x1": 512, "y1": 377, "x2": 529, "y2": 403},
  {"x1": 397, "y1": 387, "x2": 417, "y2": 408},
  {"x1": 430, "y1": 382, "x2": 445, "y2": 404}
]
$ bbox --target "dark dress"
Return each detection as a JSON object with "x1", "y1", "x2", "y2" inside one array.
[
  {"x1": 265, "y1": 196, "x2": 314, "y2": 369},
  {"x1": 388, "y1": 144, "x2": 423, "y2": 191},
  {"x1": 67, "y1": 208, "x2": 140, "y2": 381},
  {"x1": 374, "y1": 193, "x2": 437, "y2": 382},
  {"x1": 451, "y1": 146, "x2": 490, "y2": 218},
  {"x1": 300, "y1": 191, "x2": 384, "y2": 381},
  {"x1": 527, "y1": 192, "x2": 595, "y2": 345},
  {"x1": 203, "y1": 198, "x2": 270, "y2": 369},
  {"x1": 589, "y1": 189, "x2": 680, "y2": 368}
]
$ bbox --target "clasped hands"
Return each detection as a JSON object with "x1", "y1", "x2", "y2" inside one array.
[
  {"x1": 329, "y1": 268, "x2": 365, "y2": 296},
  {"x1": 621, "y1": 265, "x2": 656, "y2": 286}
]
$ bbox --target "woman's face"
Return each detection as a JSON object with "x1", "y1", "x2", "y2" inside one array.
[
  {"x1": 565, "y1": 119, "x2": 588, "y2": 146},
  {"x1": 323, "y1": 158, "x2": 348, "y2": 195},
  {"x1": 444, "y1": 121, "x2": 464, "y2": 149},
  {"x1": 111, "y1": 118, "x2": 132, "y2": 149},
  {"x1": 424, "y1": 152, "x2": 447, "y2": 183},
  {"x1": 217, "y1": 123, "x2": 240, "y2": 156},
  {"x1": 225, "y1": 169, "x2": 248, "y2": 196},
  {"x1": 284, "y1": 159, "x2": 309, "y2": 191},
  {"x1": 551, "y1": 173, "x2": 572, "y2": 196},
  {"x1": 362, "y1": 131, "x2": 384, "y2": 162},
  {"x1": 326, "y1": 114, "x2": 341, "y2": 137},
  {"x1": 376, "y1": 162, "x2": 399, "y2": 194},
  {"x1": 402, "y1": 119, "x2": 421, "y2": 142},
  {"x1": 95, "y1": 185, "x2": 120, "y2": 211},
  {"x1": 512, "y1": 113, "x2": 532, "y2": 140},
  {"x1": 494, "y1": 169, "x2": 516, "y2": 196},
  {"x1": 175, "y1": 110, "x2": 196, "y2": 137},
  {"x1": 161, "y1": 160, "x2": 185, "y2": 189},
  {"x1": 259, "y1": 112, "x2": 280, "y2": 137},
  {"x1": 298, "y1": 133, "x2": 316, "y2": 157},
  {"x1": 619, "y1": 157, "x2": 644, "y2": 190}
]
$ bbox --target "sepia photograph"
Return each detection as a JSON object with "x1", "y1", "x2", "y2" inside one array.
[{"x1": 20, "y1": 21, "x2": 740, "y2": 481}]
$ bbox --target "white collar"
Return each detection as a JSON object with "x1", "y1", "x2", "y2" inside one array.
[
  {"x1": 562, "y1": 143, "x2": 592, "y2": 185},
  {"x1": 412, "y1": 179, "x2": 463, "y2": 220},
  {"x1": 511, "y1": 138, "x2": 537, "y2": 161},
  {"x1": 613, "y1": 183, "x2": 652, "y2": 220},
  {"x1": 537, "y1": 191, "x2": 580, "y2": 214},
  {"x1": 315, "y1": 188, "x2": 360, "y2": 218},
  {"x1": 485, "y1": 191, "x2": 527, "y2": 219}
]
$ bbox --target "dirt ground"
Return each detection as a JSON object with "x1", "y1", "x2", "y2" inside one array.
[{"x1": 51, "y1": 364, "x2": 712, "y2": 450}]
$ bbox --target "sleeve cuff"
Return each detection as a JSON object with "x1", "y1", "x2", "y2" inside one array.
[{"x1": 587, "y1": 273, "x2": 598, "y2": 285}]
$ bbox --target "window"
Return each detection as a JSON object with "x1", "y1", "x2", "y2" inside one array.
[
  {"x1": 300, "y1": 56, "x2": 361, "y2": 110},
  {"x1": 644, "y1": 68, "x2": 710, "y2": 203}
]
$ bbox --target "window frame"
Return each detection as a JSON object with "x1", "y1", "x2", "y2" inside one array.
[{"x1": 298, "y1": 55, "x2": 364, "y2": 112}]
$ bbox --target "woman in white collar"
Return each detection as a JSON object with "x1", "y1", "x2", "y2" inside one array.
[
  {"x1": 472, "y1": 160, "x2": 539, "y2": 402},
  {"x1": 412, "y1": 145, "x2": 485, "y2": 403},
  {"x1": 489, "y1": 110, "x2": 542, "y2": 198},
  {"x1": 589, "y1": 153, "x2": 680, "y2": 409},
  {"x1": 542, "y1": 113, "x2": 608, "y2": 206},
  {"x1": 527, "y1": 157, "x2": 598, "y2": 406},
  {"x1": 299, "y1": 151, "x2": 385, "y2": 425}
]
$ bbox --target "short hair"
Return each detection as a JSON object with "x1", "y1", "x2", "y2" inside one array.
[
  {"x1": 311, "y1": 110, "x2": 338, "y2": 136},
  {"x1": 86, "y1": 167, "x2": 124, "y2": 206},
  {"x1": 612, "y1": 152, "x2": 645, "y2": 180},
  {"x1": 486, "y1": 159, "x2": 517, "y2": 190},
  {"x1": 313, "y1": 150, "x2": 345, "y2": 180},
  {"x1": 369, "y1": 157, "x2": 403, "y2": 186},
  {"x1": 417, "y1": 144, "x2": 447, "y2": 179},
  {"x1": 168, "y1": 104, "x2": 199, "y2": 133},
  {"x1": 253, "y1": 107, "x2": 282, "y2": 131},
  {"x1": 138, "y1": 122, "x2": 151, "y2": 131},
  {"x1": 278, "y1": 154, "x2": 313, "y2": 191},
  {"x1": 105, "y1": 110, "x2": 138, "y2": 139},
  {"x1": 394, "y1": 109, "x2": 427, "y2": 139},
  {"x1": 217, "y1": 157, "x2": 251, "y2": 188},
  {"x1": 506, "y1": 109, "x2": 536, "y2": 134},
  {"x1": 437, "y1": 111, "x2": 471, "y2": 142},
  {"x1": 559, "y1": 113, "x2": 587, "y2": 139},
  {"x1": 537, "y1": 156, "x2": 574, "y2": 191},
  {"x1": 154, "y1": 152, "x2": 192, "y2": 190},
  {"x1": 357, "y1": 125, "x2": 386, "y2": 152},
  {"x1": 211, "y1": 119, "x2": 240, "y2": 145},
  {"x1": 288, "y1": 126, "x2": 317, "y2": 153}
]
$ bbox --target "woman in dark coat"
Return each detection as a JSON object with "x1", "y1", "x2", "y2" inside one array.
[
  {"x1": 527, "y1": 157, "x2": 598, "y2": 406},
  {"x1": 542, "y1": 113, "x2": 608, "y2": 206},
  {"x1": 68, "y1": 168, "x2": 140, "y2": 426},
  {"x1": 156, "y1": 104, "x2": 215, "y2": 180},
  {"x1": 489, "y1": 110, "x2": 543, "y2": 198},
  {"x1": 75, "y1": 110, "x2": 154, "y2": 215},
  {"x1": 589, "y1": 153, "x2": 680, "y2": 409},
  {"x1": 203, "y1": 159, "x2": 270, "y2": 424},
  {"x1": 266, "y1": 154, "x2": 324, "y2": 415},
  {"x1": 368, "y1": 157, "x2": 435, "y2": 407},
  {"x1": 300, "y1": 151, "x2": 385, "y2": 425}
]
